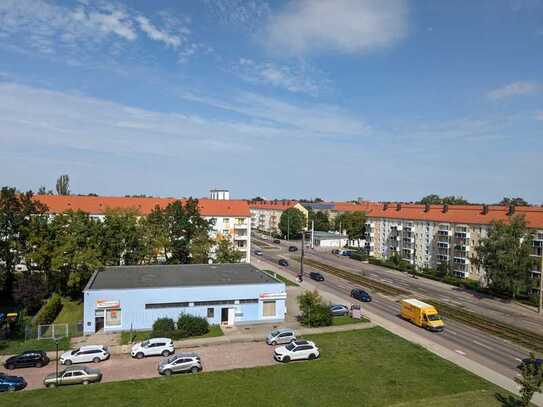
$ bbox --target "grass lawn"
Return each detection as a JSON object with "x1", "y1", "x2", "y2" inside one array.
[
  {"x1": 331, "y1": 315, "x2": 370, "y2": 325},
  {"x1": 264, "y1": 270, "x2": 299, "y2": 286},
  {"x1": 5, "y1": 327, "x2": 509, "y2": 407},
  {"x1": 120, "y1": 325, "x2": 224, "y2": 345},
  {"x1": 0, "y1": 336, "x2": 71, "y2": 355},
  {"x1": 53, "y1": 298, "x2": 83, "y2": 325}
]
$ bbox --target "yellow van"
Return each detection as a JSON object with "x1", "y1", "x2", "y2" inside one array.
[{"x1": 400, "y1": 299, "x2": 444, "y2": 332}]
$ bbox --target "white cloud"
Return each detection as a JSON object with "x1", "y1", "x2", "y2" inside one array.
[
  {"x1": 487, "y1": 81, "x2": 540, "y2": 100},
  {"x1": 205, "y1": 0, "x2": 271, "y2": 31},
  {"x1": 72, "y1": 7, "x2": 136, "y2": 40},
  {"x1": 264, "y1": 0, "x2": 408, "y2": 56},
  {"x1": 136, "y1": 16, "x2": 182, "y2": 48},
  {"x1": 233, "y1": 58, "x2": 326, "y2": 95}
]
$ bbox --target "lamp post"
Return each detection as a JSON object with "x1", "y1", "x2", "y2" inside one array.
[
  {"x1": 55, "y1": 338, "x2": 59, "y2": 386},
  {"x1": 298, "y1": 230, "x2": 305, "y2": 282},
  {"x1": 539, "y1": 253, "x2": 543, "y2": 314},
  {"x1": 287, "y1": 215, "x2": 290, "y2": 241}
]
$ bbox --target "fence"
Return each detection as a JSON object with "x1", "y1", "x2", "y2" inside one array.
[{"x1": 24, "y1": 321, "x2": 83, "y2": 341}]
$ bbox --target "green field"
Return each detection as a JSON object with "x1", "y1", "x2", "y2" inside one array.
[
  {"x1": 120, "y1": 324, "x2": 224, "y2": 345},
  {"x1": 6, "y1": 328, "x2": 510, "y2": 407},
  {"x1": 264, "y1": 270, "x2": 299, "y2": 286},
  {"x1": 53, "y1": 299, "x2": 83, "y2": 325},
  {"x1": 331, "y1": 315, "x2": 370, "y2": 325}
]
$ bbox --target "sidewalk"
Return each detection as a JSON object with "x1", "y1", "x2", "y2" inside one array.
[{"x1": 252, "y1": 257, "x2": 543, "y2": 407}]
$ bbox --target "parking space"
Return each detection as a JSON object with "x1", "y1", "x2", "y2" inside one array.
[{"x1": 11, "y1": 341, "x2": 276, "y2": 391}]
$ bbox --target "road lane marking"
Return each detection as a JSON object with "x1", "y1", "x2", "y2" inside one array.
[
  {"x1": 472, "y1": 340, "x2": 495, "y2": 352},
  {"x1": 447, "y1": 329, "x2": 457, "y2": 335},
  {"x1": 381, "y1": 278, "x2": 393, "y2": 283},
  {"x1": 455, "y1": 350, "x2": 466, "y2": 356}
]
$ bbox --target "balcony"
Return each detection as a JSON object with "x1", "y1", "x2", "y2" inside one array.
[
  {"x1": 437, "y1": 242, "x2": 449, "y2": 249},
  {"x1": 234, "y1": 223, "x2": 247, "y2": 229},
  {"x1": 438, "y1": 229, "x2": 452, "y2": 237},
  {"x1": 437, "y1": 254, "x2": 449, "y2": 262}
]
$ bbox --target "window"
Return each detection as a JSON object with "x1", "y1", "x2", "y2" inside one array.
[
  {"x1": 106, "y1": 308, "x2": 121, "y2": 326},
  {"x1": 194, "y1": 300, "x2": 235, "y2": 306},
  {"x1": 207, "y1": 308, "x2": 214, "y2": 318},
  {"x1": 145, "y1": 302, "x2": 189, "y2": 309},
  {"x1": 239, "y1": 298, "x2": 258, "y2": 304},
  {"x1": 262, "y1": 300, "x2": 276, "y2": 317}
]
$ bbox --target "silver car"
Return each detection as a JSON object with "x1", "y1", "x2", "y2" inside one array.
[
  {"x1": 158, "y1": 353, "x2": 202, "y2": 376},
  {"x1": 43, "y1": 366, "x2": 102, "y2": 388},
  {"x1": 266, "y1": 328, "x2": 296, "y2": 345}
]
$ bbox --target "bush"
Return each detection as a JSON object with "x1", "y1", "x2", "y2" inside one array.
[
  {"x1": 177, "y1": 314, "x2": 209, "y2": 337},
  {"x1": 350, "y1": 251, "x2": 368, "y2": 261},
  {"x1": 297, "y1": 290, "x2": 332, "y2": 327},
  {"x1": 33, "y1": 293, "x2": 63, "y2": 326},
  {"x1": 151, "y1": 317, "x2": 176, "y2": 337}
]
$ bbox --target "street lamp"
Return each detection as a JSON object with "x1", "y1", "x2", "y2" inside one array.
[{"x1": 55, "y1": 338, "x2": 59, "y2": 386}]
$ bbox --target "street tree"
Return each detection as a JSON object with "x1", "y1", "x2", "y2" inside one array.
[
  {"x1": 101, "y1": 208, "x2": 146, "y2": 266},
  {"x1": 55, "y1": 174, "x2": 70, "y2": 195},
  {"x1": 297, "y1": 290, "x2": 332, "y2": 327},
  {"x1": 473, "y1": 215, "x2": 534, "y2": 298},
  {"x1": 334, "y1": 211, "x2": 367, "y2": 241},
  {"x1": 141, "y1": 205, "x2": 170, "y2": 264},
  {"x1": 279, "y1": 207, "x2": 306, "y2": 239},
  {"x1": 500, "y1": 197, "x2": 529, "y2": 206},
  {"x1": 214, "y1": 237, "x2": 243, "y2": 263},
  {"x1": 308, "y1": 209, "x2": 330, "y2": 231},
  {"x1": 0, "y1": 187, "x2": 47, "y2": 301},
  {"x1": 515, "y1": 353, "x2": 543, "y2": 406}
]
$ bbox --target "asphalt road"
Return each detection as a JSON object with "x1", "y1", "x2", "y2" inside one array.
[{"x1": 252, "y1": 236, "x2": 532, "y2": 379}]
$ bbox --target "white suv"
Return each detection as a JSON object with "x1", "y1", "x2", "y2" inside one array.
[
  {"x1": 273, "y1": 340, "x2": 319, "y2": 363},
  {"x1": 59, "y1": 345, "x2": 110, "y2": 365},
  {"x1": 130, "y1": 338, "x2": 174, "y2": 359}
]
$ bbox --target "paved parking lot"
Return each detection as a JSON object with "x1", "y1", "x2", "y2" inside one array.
[{"x1": 10, "y1": 341, "x2": 276, "y2": 391}]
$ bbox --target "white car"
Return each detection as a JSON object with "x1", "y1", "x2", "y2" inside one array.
[
  {"x1": 273, "y1": 340, "x2": 320, "y2": 363},
  {"x1": 130, "y1": 337, "x2": 174, "y2": 359},
  {"x1": 59, "y1": 345, "x2": 110, "y2": 366}
]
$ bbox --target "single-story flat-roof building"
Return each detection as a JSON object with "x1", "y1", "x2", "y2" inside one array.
[
  {"x1": 312, "y1": 231, "x2": 349, "y2": 249},
  {"x1": 83, "y1": 264, "x2": 286, "y2": 335}
]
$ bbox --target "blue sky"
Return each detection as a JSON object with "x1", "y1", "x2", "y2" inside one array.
[{"x1": 0, "y1": 0, "x2": 542, "y2": 203}]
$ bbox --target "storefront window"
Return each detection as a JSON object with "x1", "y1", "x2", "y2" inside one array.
[
  {"x1": 106, "y1": 308, "x2": 121, "y2": 326},
  {"x1": 207, "y1": 308, "x2": 214, "y2": 318},
  {"x1": 262, "y1": 301, "x2": 276, "y2": 317}
]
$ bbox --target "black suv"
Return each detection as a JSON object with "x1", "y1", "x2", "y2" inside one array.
[
  {"x1": 350, "y1": 288, "x2": 372, "y2": 302},
  {"x1": 273, "y1": 239, "x2": 281, "y2": 244},
  {"x1": 4, "y1": 350, "x2": 50, "y2": 369},
  {"x1": 309, "y1": 272, "x2": 324, "y2": 282},
  {"x1": 278, "y1": 259, "x2": 289, "y2": 267},
  {"x1": 288, "y1": 246, "x2": 298, "y2": 252}
]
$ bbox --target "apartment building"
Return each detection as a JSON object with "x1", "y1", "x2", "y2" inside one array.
[
  {"x1": 248, "y1": 200, "x2": 308, "y2": 234},
  {"x1": 363, "y1": 203, "x2": 543, "y2": 280},
  {"x1": 33, "y1": 195, "x2": 252, "y2": 263}
]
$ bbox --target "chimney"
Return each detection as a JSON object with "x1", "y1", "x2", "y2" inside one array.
[
  {"x1": 481, "y1": 204, "x2": 489, "y2": 215},
  {"x1": 508, "y1": 205, "x2": 515, "y2": 216},
  {"x1": 424, "y1": 203, "x2": 430, "y2": 213},
  {"x1": 384, "y1": 202, "x2": 389, "y2": 210},
  {"x1": 442, "y1": 204, "x2": 449, "y2": 213},
  {"x1": 396, "y1": 203, "x2": 401, "y2": 211}
]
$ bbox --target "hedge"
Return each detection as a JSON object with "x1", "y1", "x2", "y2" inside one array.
[
  {"x1": 177, "y1": 314, "x2": 209, "y2": 337},
  {"x1": 33, "y1": 293, "x2": 63, "y2": 327}
]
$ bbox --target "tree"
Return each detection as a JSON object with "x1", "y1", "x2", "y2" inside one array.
[
  {"x1": 55, "y1": 174, "x2": 70, "y2": 195},
  {"x1": 190, "y1": 230, "x2": 213, "y2": 264},
  {"x1": 500, "y1": 197, "x2": 529, "y2": 207},
  {"x1": 37, "y1": 186, "x2": 53, "y2": 195},
  {"x1": 101, "y1": 208, "x2": 146, "y2": 266},
  {"x1": 140, "y1": 205, "x2": 170, "y2": 264},
  {"x1": 214, "y1": 237, "x2": 243, "y2": 263},
  {"x1": 297, "y1": 290, "x2": 332, "y2": 327},
  {"x1": 334, "y1": 211, "x2": 366, "y2": 241},
  {"x1": 417, "y1": 194, "x2": 468, "y2": 205},
  {"x1": 515, "y1": 353, "x2": 543, "y2": 406},
  {"x1": 0, "y1": 187, "x2": 47, "y2": 302},
  {"x1": 308, "y1": 209, "x2": 330, "y2": 232},
  {"x1": 472, "y1": 215, "x2": 534, "y2": 298},
  {"x1": 12, "y1": 272, "x2": 48, "y2": 314},
  {"x1": 278, "y1": 207, "x2": 306, "y2": 239}
]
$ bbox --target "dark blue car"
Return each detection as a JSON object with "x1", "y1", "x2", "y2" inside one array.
[
  {"x1": 350, "y1": 288, "x2": 372, "y2": 302},
  {"x1": 0, "y1": 373, "x2": 27, "y2": 392},
  {"x1": 309, "y1": 272, "x2": 325, "y2": 282}
]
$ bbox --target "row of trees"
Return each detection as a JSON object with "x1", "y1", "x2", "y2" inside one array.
[
  {"x1": 0, "y1": 187, "x2": 242, "y2": 310},
  {"x1": 417, "y1": 193, "x2": 530, "y2": 206}
]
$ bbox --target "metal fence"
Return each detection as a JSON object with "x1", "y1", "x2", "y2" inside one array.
[{"x1": 24, "y1": 321, "x2": 84, "y2": 341}]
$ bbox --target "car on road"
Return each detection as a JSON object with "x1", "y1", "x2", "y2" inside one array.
[
  {"x1": 309, "y1": 272, "x2": 324, "y2": 282},
  {"x1": 329, "y1": 304, "x2": 350, "y2": 316},
  {"x1": 288, "y1": 246, "x2": 298, "y2": 252},
  {"x1": 266, "y1": 328, "x2": 296, "y2": 345},
  {"x1": 60, "y1": 345, "x2": 110, "y2": 366},
  {"x1": 331, "y1": 249, "x2": 340, "y2": 255},
  {"x1": 273, "y1": 340, "x2": 320, "y2": 363},
  {"x1": 351, "y1": 288, "x2": 372, "y2": 302},
  {"x1": 3, "y1": 350, "x2": 49, "y2": 369},
  {"x1": 158, "y1": 352, "x2": 202, "y2": 376},
  {"x1": 254, "y1": 250, "x2": 263, "y2": 256},
  {"x1": 43, "y1": 366, "x2": 102, "y2": 388},
  {"x1": 0, "y1": 373, "x2": 27, "y2": 392},
  {"x1": 278, "y1": 259, "x2": 289, "y2": 267},
  {"x1": 273, "y1": 239, "x2": 281, "y2": 244},
  {"x1": 517, "y1": 358, "x2": 543, "y2": 370},
  {"x1": 131, "y1": 337, "x2": 175, "y2": 359}
]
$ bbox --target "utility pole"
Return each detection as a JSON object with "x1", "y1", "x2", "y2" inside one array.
[
  {"x1": 311, "y1": 220, "x2": 314, "y2": 249},
  {"x1": 287, "y1": 215, "x2": 290, "y2": 241},
  {"x1": 299, "y1": 231, "x2": 305, "y2": 282},
  {"x1": 539, "y1": 253, "x2": 543, "y2": 314}
]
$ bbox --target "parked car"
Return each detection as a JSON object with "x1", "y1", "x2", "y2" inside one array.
[
  {"x1": 4, "y1": 350, "x2": 49, "y2": 369},
  {"x1": 0, "y1": 373, "x2": 27, "y2": 392},
  {"x1": 273, "y1": 239, "x2": 281, "y2": 244},
  {"x1": 266, "y1": 328, "x2": 296, "y2": 345},
  {"x1": 288, "y1": 246, "x2": 298, "y2": 252},
  {"x1": 329, "y1": 304, "x2": 350, "y2": 316},
  {"x1": 309, "y1": 272, "x2": 324, "y2": 282},
  {"x1": 331, "y1": 249, "x2": 340, "y2": 255},
  {"x1": 273, "y1": 340, "x2": 320, "y2": 363},
  {"x1": 131, "y1": 337, "x2": 174, "y2": 359},
  {"x1": 43, "y1": 366, "x2": 102, "y2": 388},
  {"x1": 60, "y1": 345, "x2": 110, "y2": 366},
  {"x1": 254, "y1": 250, "x2": 263, "y2": 256},
  {"x1": 278, "y1": 259, "x2": 289, "y2": 267},
  {"x1": 158, "y1": 352, "x2": 202, "y2": 376},
  {"x1": 351, "y1": 288, "x2": 372, "y2": 302}
]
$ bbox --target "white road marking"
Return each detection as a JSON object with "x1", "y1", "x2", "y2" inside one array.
[
  {"x1": 515, "y1": 358, "x2": 523, "y2": 362},
  {"x1": 472, "y1": 340, "x2": 495, "y2": 352},
  {"x1": 455, "y1": 350, "x2": 466, "y2": 356},
  {"x1": 381, "y1": 278, "x2": 393, "y2": 283},
  {"x1": 447, "y1": 329, "x2": 457, "y2": 335}
]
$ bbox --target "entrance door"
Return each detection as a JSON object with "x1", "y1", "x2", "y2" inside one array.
[
  {"x1": 221, "y1": 308, "x2": 229, "y2": 324},
  {"x1": 227, "y1": 308, "x2": 235, "y2": 326},
  {"x1": 95, "y1": 316, "x2": 104, "y2": 332}
]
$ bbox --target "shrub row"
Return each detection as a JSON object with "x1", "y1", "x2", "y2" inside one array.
[
  {"x1": 151, "y1": 314, "x2": 210, "y2": 339},
  {"x1": 349, "y1": 251, "x2": 368, "y2": 261},
  {"x1": 33, "y1": 293, "x2": 63, "y2": 327}
]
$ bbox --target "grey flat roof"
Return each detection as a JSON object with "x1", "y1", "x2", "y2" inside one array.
[
  {"x1": 85, "y1": 263, "x2": 281, "y2": 291},
  {"x1": 313, "y1": 231, "x2": 348, "y2": 239}
]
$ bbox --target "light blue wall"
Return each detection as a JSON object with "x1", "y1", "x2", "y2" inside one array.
[{"x1": 83, "y1": 282, "x2": 286, "y2": 334}]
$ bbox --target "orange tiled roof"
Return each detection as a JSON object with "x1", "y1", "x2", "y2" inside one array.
[
  {"x1": 247, "y1": 200, "x2": 299, "y2": 211},
  {"x1": 33, "y1": 195, "x2": 251, "y2": 217}
]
